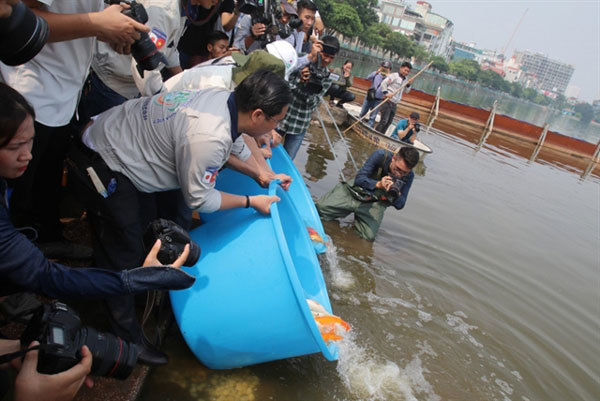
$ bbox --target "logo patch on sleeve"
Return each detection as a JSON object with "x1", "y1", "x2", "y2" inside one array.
[
  {"x1": 148, "y1": 28, "x2": 167, "y2": 49},
  {"x1": 201, "y1": 166, "x2": 219, "y2": 184}
]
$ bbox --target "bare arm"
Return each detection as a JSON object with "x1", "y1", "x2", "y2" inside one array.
[
  {"x1": 228, "y1": 135, "x2": 292, "y2": 190},
  {"x1": 23, "y1": 0, "x2": 148, "y2": 45},
  {"x1": 221, "y1": 10, "x2": 239, "y2": 32},
  {"x1": 167, "y1": 66, "x2": 183, "y2": 76},
  {"x1": 219, "y1": 192, "x2": 279, "y2": 215}
]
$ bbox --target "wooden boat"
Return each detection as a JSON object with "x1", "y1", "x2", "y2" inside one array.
[{"x1": 344, "y1": 104, "x2": 433, "y2": 159}]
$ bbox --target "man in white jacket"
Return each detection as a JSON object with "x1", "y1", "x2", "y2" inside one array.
[
  {"x1": 67, "y1": 70, "x2": 291, "y2": 366},
  {"x1": 376, "y1": 61, "x2": 413, "y2": 135}
]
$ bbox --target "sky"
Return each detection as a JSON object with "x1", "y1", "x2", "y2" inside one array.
[{"x1": 410, "y1": 0, "x2": 600, "y2": 102}]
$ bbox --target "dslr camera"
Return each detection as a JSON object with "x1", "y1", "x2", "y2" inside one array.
[
  {"x1": 413, "y1": 122, "x2": 421, "y2": 133},
  {"x1": 304, "y1": 53, "x2": 330, "y2": 94},
  {"x1": 143, "y1": 218, "x2": 201, "y2": 266},
  {"x1": 304, "y1": 41, "x2": 338, "y2": 94},
  {"x1": 0, "y1": 0, "x2": 49, "y2": 66},
  {"x1": 20, "y1": 302, "x2": 137, "y2": 379},
  {"x1": 105, "y1": 0, "x2": 167, "y2": 72},
  {"x1": 239, "y1": 0, "x2": 293, "y2": 42},
  {"x1": 387, "y1": 176, "x2": 405, "y2": 201}
]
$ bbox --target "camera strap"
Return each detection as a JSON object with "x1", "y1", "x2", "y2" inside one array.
[
  {"x1": 0, "y1": 343, "x2": 61, "y2": 365},
  {"x1": 140, "y1": 290, "x2": 170, "y2": 349}
]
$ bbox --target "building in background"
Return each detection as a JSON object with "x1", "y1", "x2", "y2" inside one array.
[
  {"x1": 451, "y1": 41, "x2": 483, "y2": 62},
  {"x1": 378, "y1": 0, "x2": 453, "y2": 60},
  {"x1": 412, "y1": 1, "x2": 453, "y2": 59},
  {"x1": 504, "y1": 56, "x2": 523, "y2": 83},
  {"x1": 379, "y1": 0, "x2": 407, "y2": 30},
  {"x1": 513, "y1": 50, "x2": 574, "y2": 95}
]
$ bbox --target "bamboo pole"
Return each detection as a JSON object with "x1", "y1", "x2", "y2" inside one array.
[
  {"x1": 322, "y1": 102, "x2": 358, "y2": 171},
  {"x1": 477, "y1": 100, "x2": 498, "y2": 148},
  {"x1": 530, "y1": 123, "x2": 549, "y2": 162},
  {"x1": 425, "y1": 86, "x2": 441, "y2": 134},
  {"x1": 343, "y1": 60, "x2": 434, "y2": 134}
]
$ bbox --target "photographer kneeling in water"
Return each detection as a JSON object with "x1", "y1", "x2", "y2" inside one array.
[
  {"x1": 0, "y1": 83, "x2": 195, "y2": 401},
  {"x1": 316, "y1": 147, "x2": 420, "y2": 241}
]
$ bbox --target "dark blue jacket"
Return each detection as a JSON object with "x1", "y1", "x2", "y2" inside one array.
[
  {"x1": 354, "y1": 149, "x2": 414, "y2": 210},
  {"x1": 0, "y1": 180, "x2": 194, "y2": 299}
]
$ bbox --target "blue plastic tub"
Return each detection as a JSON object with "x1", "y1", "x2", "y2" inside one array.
[
  {"x1": 170, "y1": 168, "x2": 338, "y2": 369},
  {"x1": 268, "y1": 146, "x2": 329, "y2": 252}
]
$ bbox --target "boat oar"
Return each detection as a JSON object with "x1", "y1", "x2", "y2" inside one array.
[
  {"x1": 343, "y1": 60, "x2": 433, "y2": 135},
  {"x1": 322, "y1": 101, "x2": 358, "y2": 171}
]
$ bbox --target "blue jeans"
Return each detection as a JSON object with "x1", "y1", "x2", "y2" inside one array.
[
  {"x1": 283, "y1": 131, "x2": 306, "y2": 160},
  {"x1": 359, "y1": 97, "x2": 381, "y2": 127},
  {"x1": 78, "y1": 71, "x2": 129, "y2": 121}
]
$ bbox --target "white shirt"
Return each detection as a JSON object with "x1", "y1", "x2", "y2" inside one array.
[
  {"x1": 85, "y1": 89, "x2": 250, "y2": 212},
  {"x1": 0, "y1": 0, "x2": 103, "y2": 126},
  {"x1": 92, "y1": 0, "x2": 185, "y2": 99},
  {"x1": 380, "y1": 72, "x2": 411, "y2": 104},
  {"x1": 163, "y1": 58, "x2": 236, "y2": 92}
]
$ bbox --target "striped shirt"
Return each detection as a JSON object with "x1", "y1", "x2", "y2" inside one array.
[{"x1": 278, "y1": 67, "x2": 332, "y2": 136}]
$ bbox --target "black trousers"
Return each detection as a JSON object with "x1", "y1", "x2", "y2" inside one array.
[
  {"x1": 67, "y1": 140, "x2": 191, "y2": 342},
  {"x1": 8, "y1": 122, "x2": 72, "y2": 241},
  {"x1": 376, "y1": 101, "x2": 397, "y2": 134},
  {"x1": 326, "y1": 84, "x2": 356, "y2": 105}
]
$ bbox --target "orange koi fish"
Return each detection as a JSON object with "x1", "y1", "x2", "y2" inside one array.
[
  {"x1": 307, "y1": 227, "x2": 325, "y2": 243},
  {"x1": 307, "y1": 299, "x2": 351, "y2": 343}
]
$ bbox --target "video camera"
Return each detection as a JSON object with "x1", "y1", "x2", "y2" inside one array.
[
  {"x1": 239, "y1": 0, "x2": 293, "y2": 43},
  {"x1": 20, "y1": 302, "x2": 137, "y2": 379},
  {"x1": 0, "y1": 1, "x2": 49, "y2": 66},
  {"x1": 105, "y1": 0, "x2": 167, "y2": 73}
]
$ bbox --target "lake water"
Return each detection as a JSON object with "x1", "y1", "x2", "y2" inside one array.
[{"x1": 142, "y1": 120, "x2": 599, "y2": 401}]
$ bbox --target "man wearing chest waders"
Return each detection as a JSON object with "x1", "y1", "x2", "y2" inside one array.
[{"x1": 316, "y1": 147, "x2": 419, "y2": 241}]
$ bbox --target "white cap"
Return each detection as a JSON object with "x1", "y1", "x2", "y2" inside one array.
[{"x1": 266, "y1": 40, "x2": 298, "y2": 80}]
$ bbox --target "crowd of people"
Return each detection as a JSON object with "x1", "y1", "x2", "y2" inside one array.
[{"x1": 0, "y1": 0, "x2": 423, "y2": 399}]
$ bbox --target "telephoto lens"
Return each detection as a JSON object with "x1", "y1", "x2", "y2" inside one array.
[
  {"x1": 20, "y1": 302, "x2": 138, "y2": 380},
  {"x1": 79, "y1": 327, "x2": 138, "y2": 379},
  {"x1": 0, "y1": 1, "x2": 49, "y2": 66}
]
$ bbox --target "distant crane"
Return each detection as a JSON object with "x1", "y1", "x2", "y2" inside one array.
[{"x1": 502, "y1": 8, "x2": 528, "y2": 56}]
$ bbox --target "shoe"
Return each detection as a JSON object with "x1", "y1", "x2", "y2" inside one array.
[
  {"x1": 37, "y1": 240, "x2": 93, "y2": 259},
  {"x1": 335, "y1": 102, "x2": 344, "y2": 109},
  {"x1": 137, "y1": 341, "x2": 169, "y2": 366}
]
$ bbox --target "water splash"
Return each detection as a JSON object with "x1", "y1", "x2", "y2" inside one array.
[
  {"x1": 335, "y1": 331, "x2": 440, "y2": 401},
  {"x1": 322, "y1": 240, "x2": 356, "y2": 290}
]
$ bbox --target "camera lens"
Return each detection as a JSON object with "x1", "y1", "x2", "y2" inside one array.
[
  {"x1": 387, "y1": 178, "x2": 404, "y2": 200},
  {"x1": 131, "y1": 33, "x2": 165, "y2": 71},
  {"x1": 80, "y1": 327, "x2": 137, "y2": 380},
  {"x1": 0, "y1": 1, "x2": 49, "y2": 66}
]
